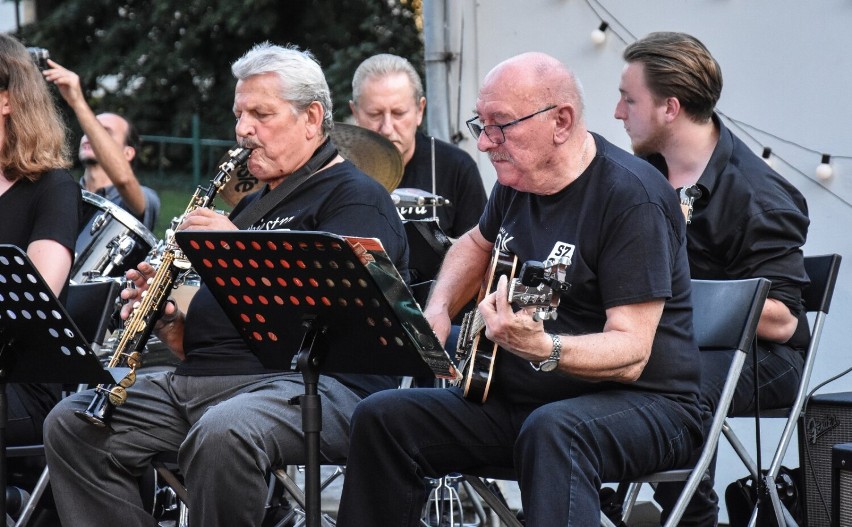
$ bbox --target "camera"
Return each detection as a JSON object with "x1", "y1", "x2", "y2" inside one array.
[{"x1": 26, "y1": 47, "x2": 50, "y2": 71}]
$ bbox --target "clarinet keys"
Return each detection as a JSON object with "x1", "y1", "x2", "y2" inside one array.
[{"x1": 107, "y1": 385, "x2": 128, "y2": 406}]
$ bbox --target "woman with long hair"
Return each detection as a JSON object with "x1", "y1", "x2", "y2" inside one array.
[{"x1": 0, "y1": 32, "x2": 81, "y2": 446}]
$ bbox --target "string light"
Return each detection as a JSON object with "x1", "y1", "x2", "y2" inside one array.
[
  {"x1": 761, "y1": 147, "x2": 773, "y2": 167},
  {"x1": 573, "y1": 0, "x2": 852, "y2": 215},
  {"x1": 579, "y1": 0, "x2": 852, "y2": 206},
  {"x1": 816, "y1": 154, "x2": 833, "y2": 181},
  {"x1": 591, "y1": 21, "x2": 609, "y2": 45}
]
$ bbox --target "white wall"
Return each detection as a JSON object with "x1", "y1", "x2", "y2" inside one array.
[
  {"x1": 0, "y1": 0, "x2": 34, "y2": 33},
  {"x1": 0, "y1": 3, "x2": 18, "y2": 32},
  {"x1": 427, "y1": 0, "x2": 852, "y2": 522}
]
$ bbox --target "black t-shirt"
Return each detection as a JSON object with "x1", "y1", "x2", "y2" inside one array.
[
  {"x1": 175, "y1": 160, "x2": 408, "y2": 398},
  {"x1": 395, "y1": 132, "x2": 487, "y2": 238},
  {"x1": 0, "y1": 169, "x2": 81, "y2": 301},
  {"x1": 479, "y1": 133, "x2": 699, "y2": 406},
  {"x1": 0, "y1": 168, "x2": 82, "y2": 432},
  {"x1": 645, "y1": 115, "x2": 810, "y2": 351}
]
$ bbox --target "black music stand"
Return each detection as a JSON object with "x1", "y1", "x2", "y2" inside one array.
[
  {"x1": 175, "y1": 230, "x2": 459, "y2": 527},
  {"x1": 0, "y1": 245, "x2": 118, "y2": 521}
]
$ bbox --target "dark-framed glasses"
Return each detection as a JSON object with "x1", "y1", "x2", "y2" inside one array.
[{"x1": 466, "y1": 105, "x2": 556, "y2": 144}]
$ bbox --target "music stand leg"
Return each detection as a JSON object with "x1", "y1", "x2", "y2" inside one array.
[{"x1": 294, "y1": 320, "x2": 324, "y2": 527}]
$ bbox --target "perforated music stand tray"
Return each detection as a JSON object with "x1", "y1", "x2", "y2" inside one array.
[
  {"x1": 175, "y1": 230, "x2": 459, "y2": 527},
  {"x1": 0, "y1": 245, "x2": 117, "y2": 519}
]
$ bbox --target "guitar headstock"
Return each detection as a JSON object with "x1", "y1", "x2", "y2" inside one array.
[{"x1": 508, "y1": 256, "x2": 571, "y2": 321}]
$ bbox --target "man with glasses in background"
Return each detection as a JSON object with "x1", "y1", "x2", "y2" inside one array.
[{"x1": 336, "y1": 51, "x2": 703, "y2": 527}]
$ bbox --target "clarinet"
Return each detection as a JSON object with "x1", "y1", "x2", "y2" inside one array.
[{"x1": 75, "y1": 146, "x2": 252, "y2": 427}]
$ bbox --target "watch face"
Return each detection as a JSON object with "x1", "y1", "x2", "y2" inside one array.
[{"x1": 540, "y1": 359, "x2": 558, "y2": 372}]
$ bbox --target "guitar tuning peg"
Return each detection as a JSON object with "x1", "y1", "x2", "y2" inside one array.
[{"x1": 519, "y1": 260, "x2": 546, "y2": 287}]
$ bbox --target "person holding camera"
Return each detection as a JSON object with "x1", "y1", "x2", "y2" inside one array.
[{"x1": 43, "y1": 60, "x2": 160, "y2": 232}]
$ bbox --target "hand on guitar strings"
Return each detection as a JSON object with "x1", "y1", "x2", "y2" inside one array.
[{"x1": 479, "y1": 275, "x2": 552, "y2": 362}]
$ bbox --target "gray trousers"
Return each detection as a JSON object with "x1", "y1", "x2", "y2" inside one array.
[{"x1": 43, "y1": 371, "x2": 360, "y2": 527}]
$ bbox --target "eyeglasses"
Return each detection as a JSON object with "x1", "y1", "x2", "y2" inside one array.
[{"x1": 466, "y1": 105, "x2": 556, "y2": 144}]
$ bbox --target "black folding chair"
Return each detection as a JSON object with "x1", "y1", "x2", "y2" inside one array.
[
  {"x1": 721, "y1": 254, "x2": 842, "y2": 527},
  {"x1": 460, "y1": 277, "x2": 772, "y2": 527}
]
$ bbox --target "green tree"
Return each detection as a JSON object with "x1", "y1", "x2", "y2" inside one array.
[{"x1": 16, "y1": 0, "x2": 422, "y2": 151}]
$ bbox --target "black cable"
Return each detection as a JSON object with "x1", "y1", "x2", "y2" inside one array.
[
  {"x1": 717, "y1": 111, "x2": 852, "y2": 211},
  {"x1": 719, "y1": 113, "x2": 852, "y2": 160}
]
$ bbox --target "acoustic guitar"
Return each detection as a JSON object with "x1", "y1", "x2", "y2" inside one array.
[{"x1": 454, "y1": 249, "x2": 569, "y2": 402}]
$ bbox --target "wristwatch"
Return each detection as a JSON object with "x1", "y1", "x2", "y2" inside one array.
[{"x1": 532, "y1": 333, "x2": 561, "y2": 372}]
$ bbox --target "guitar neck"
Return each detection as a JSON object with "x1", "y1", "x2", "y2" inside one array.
[{"x1": 468, "y1": 310, "x2": 485, "y2": 337}]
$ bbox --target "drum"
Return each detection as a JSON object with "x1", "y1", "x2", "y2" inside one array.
[{"x1": 72, "y1": 191, "x2": 159, "y2": 284}]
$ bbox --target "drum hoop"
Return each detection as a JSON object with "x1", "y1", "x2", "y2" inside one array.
[{"x1": 82, "y1": 190, "x2": 159, "y2": 246}]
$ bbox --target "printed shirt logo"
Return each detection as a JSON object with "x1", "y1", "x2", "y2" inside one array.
[
  {"x1": 547, "y1": 241, "x2": 575, "y2": 265},
  {"x1": 248, "y1": 215, "x2": 295, "y2": 231},
  {"x1": 496, "y1": 228, "x2": 575, "y2": 267},
  {"x1": 495, "y1": 230, "x2": 515, "y2": 253}
]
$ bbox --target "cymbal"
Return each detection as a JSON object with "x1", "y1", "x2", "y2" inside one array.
[
  {"x1": 217, "y1": 123, "x2": 403, "y2": 208},
  {"x1": 330, "y1": 122, "x2": 403, "y2": 192}
]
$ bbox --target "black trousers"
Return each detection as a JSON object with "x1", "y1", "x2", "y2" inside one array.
[{"x1": 337, "y1": 386, "x2": 702, "y2": 527}]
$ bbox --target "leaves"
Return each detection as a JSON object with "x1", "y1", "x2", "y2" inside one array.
[{"x1": 16, "y1": 0, "x2": 422, "y2": 144}]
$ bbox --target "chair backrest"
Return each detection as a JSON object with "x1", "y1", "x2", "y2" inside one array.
[
  {"x1": 691, "y1": 277, "x2": 771, "y2": 352},
  {"x1": 767, "y1": 253, "x2": 841, "y2": 417},
  {"x1": 802, "y1": 254, "x2": 842, "y2": 316},
  {"x1": 795, "y1": 254, "x2": 842, "y2": 392},
  {"x1": 65, "y1": 280, "x2": 121, "y2": 346},
  {"x1": 645, "y1": 278, "x2": 771, "y2": 525}
]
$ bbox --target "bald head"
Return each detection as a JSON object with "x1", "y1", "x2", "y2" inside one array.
[
  {"x1": 471, "y1": 52, "x2": 590, "y2": 194},
  {"x1": 482, "y1": 52, "x2": 585, "y2": 118}
]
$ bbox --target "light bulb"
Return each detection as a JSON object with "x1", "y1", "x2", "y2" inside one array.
[
  {"x1": 816, "y1": 153, "x2": 833, "y2": 181},
  {"x1": 591, "y1": 22, "x2": 609, "y2": 45},
  {"x1": 761, "y1": 147, "x2": 773, "y2": 167}
]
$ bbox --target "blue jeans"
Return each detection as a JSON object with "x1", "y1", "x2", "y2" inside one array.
[{"x1": 336, "y1": 386, "x2": 702, "y2": 527}]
